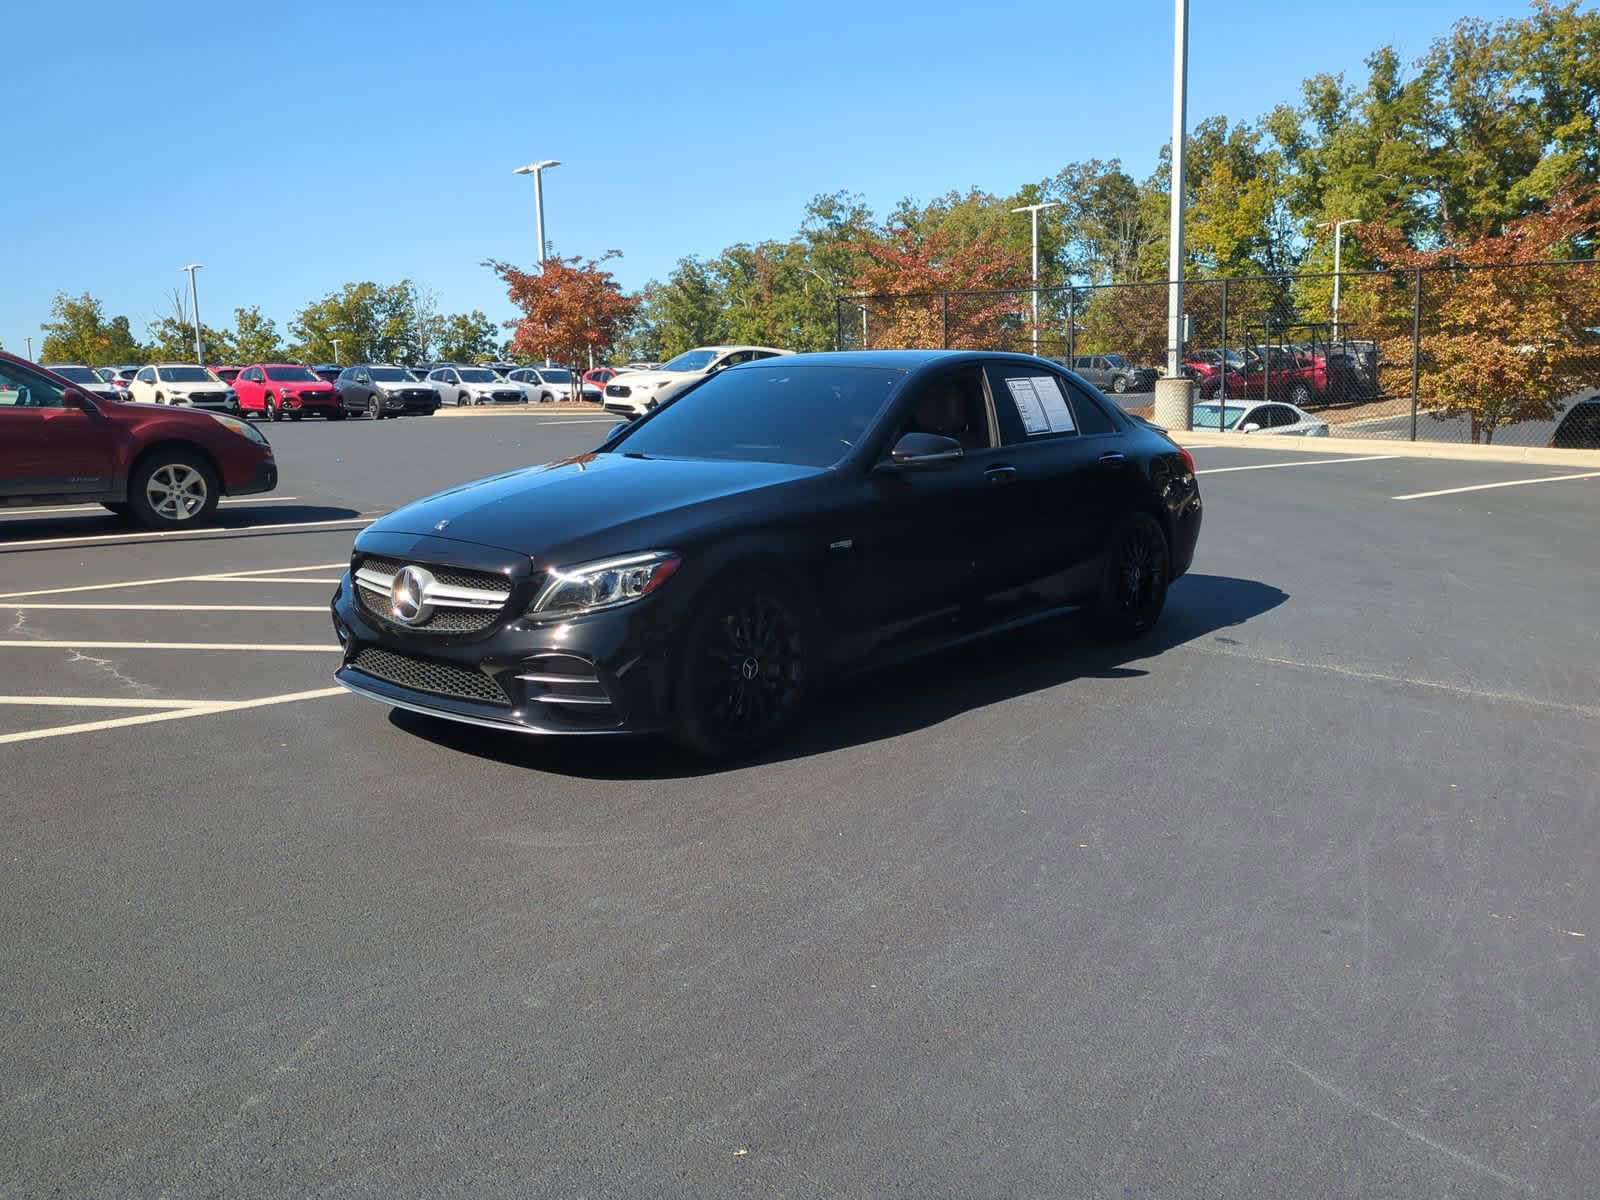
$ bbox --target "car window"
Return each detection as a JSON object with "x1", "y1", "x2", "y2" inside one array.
[
  {"x1": 1265, "y1": 405, "x2": 1297, "y2": 428},
  {"x1": 1059, "y1": 375, "x2": 1120, "y2": 435},
  {"x1": 888, "y1": 366, "x2": 993, "y2": 452},
  {"x1": 136, "y1": 367, "x2": 155, "y2": 384},
  {"x1": 0, "y1": 362, "x2": 66, "y2": 408},
  {"x1": 612, "y1": 364, "x2": 903, "y2": 468},
  {"x1": 986, "y1": 363, "x2": 1080, "y2": 444}
]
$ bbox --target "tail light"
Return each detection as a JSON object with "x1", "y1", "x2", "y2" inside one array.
[{"x1": 1179, "y1": 448, "x2": 1196, "y2": 477}]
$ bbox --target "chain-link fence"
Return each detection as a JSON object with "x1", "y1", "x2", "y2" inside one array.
[{"x1": 837, "y1": 261, "x2": 1600, "y2": 447}]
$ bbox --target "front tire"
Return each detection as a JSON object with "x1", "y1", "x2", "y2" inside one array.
[
  {"x1": 265, "y1": 396, "x2": 280, "y2": 422},
  {"x1": 1092, "y1": 513, "x2": 1170, "y2": 639},
  {"x1": 127, "y1": 451, "x2": 219, "y2": 529},
  {"x1": 1112, "y1": 374, "x2": 1129, "y2": 394},
  {"x1": 1289, "y1": 382, "x2": 1312, "y2": 407},
  {"x1": 368, "y1": 395, "x2": 382, "y2": 420},
  {"x1": 674, "y1": 573, "x2": 814, "y2": 759}
]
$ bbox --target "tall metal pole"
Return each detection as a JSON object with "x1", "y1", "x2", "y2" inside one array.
[
  {"x1": 330, "y1": 338, "x2": 342, "y2": 365},
  {"x1": 25, "y1": 336, "x2": 32, "y2": 360},
  {"x1": 1011, "y1": 201, "x2": 1061, "y2": 357},
  {"x1": 182, "y1": 264, "x2": 204, "y2": 364},
  {"x1": 1165, "y1": 0, "x2": 1189, "y2": 379},
  {"x1": 534, "y1": 170, "x2": 547, "y2": 268},
  {"x1": 1318, "y1": 219, "x2": 1359, "y2": 343}
]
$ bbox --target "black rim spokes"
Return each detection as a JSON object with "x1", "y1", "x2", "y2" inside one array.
[
  {"x1": 698, "y1": 595, "x2": 803, "y2": 737},
  {"x1": 1119, "y1": 527, "x2": 1166, "y2": 613}
]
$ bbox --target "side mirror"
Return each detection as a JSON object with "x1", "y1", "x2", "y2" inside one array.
[
  {"x1": 1239, "y1": 421, "x2": 1262, "y2": 433},
  {"x1": 884, "y1": 432, "x2": 964, "y2": 469},
  {"x1": 61, "y1": 386, "x2": 94, "y2": 410}
]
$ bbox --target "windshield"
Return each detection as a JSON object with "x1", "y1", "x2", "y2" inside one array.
[
  {"x1": 265, "y1": 366, "x2": 319, "y2": 382},
  {"x1": 539, "y1": 368, "x2": 572, "y2": 382},
  {"x1": 459, "y1": 368, "x2": 497, "y2": 382},
  {"x1": 53, "y1": 367, "x2": 101, "y2": 383},
  {"x1": 158, "y1": 366, "x2": 217, "y2": 383},
  {"x1": 1192, "y1": 403, "x2": 1250, "y2": 430},
  {"x1": 611, "y1": 365, "x2": 901, "y2": 468},
  {"x1": 370, "y1": 367, "x2": 412, "y2": 382},
  {"x1": 659, "y1": 349, "x2": 719, "y2": 373}
]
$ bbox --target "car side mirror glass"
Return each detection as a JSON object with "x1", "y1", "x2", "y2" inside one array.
[
  {"x1": 885, "y1": 431, "x2": 964, "y2": 468},
  {"x1": 61, "y1": 386, "x2": 93, "y2": 409},
  {"x1": 1240, "y1": 421, "x2": 1261, "y2": 433}
]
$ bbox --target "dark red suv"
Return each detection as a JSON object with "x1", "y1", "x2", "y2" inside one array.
[{"x1": 0, "y1": 352, "x2": 277, "y2": 528}]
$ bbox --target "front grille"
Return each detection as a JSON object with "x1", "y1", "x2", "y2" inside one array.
[
  {"x1": 360, "y1": 556, "x2": 509, "y2": 593},
  {"x1": 356, "y1": 579, "x2": 500, "y2": 633},
  {"x1": 606, "y1": 384, "x2": 631, "y2": 398},
  {"x1": 351, "y1": 646, "x2": 510, "y2": 706}
]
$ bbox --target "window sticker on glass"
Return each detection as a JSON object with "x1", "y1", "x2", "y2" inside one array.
[
  {"x1": 1005, "y1": 377, "x2": 1051, "y2": 434},
  {"x1": 1005, "y1": 376, "x2": 1076, "y2": 435}
]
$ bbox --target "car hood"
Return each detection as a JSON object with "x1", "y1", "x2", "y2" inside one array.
[
  {"x1": 610, "y1": 370, "x2": 691, "y2": 391},
  {"x1": 369, "y1": 453, "x2": 823, "y2": 558}
]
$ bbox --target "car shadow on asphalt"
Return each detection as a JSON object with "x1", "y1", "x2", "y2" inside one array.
[
  {"x1": 389, "y1": 573, "x2": 1289, "y2": 780},
  {"x1": 0, "y1": 504, "x2": 364, "y2": 553}
]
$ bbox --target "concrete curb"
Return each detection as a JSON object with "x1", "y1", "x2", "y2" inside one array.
[{"x1": 1176, "y1": 430, "x2": 1600, "y2": 468}]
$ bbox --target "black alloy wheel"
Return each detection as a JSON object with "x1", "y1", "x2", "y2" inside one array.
[
  {"x1": 368, "y1": 394, "x2": 381, "y2": 420},
  {"x1": 1093, "y1": 512, "x2": 1169, "y2": 639},
  {"x1": 676, "y1": 576, "x2": 812, "y2": 757}
]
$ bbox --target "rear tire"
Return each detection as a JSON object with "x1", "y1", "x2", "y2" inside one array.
[
  {"x1": 1113, "y1": 375, "x2": 1129, "y2": 394},
  {"x1": 329, "y1": 407, "x2": 346, "y2": 421},
  {"x1": 673, "y1": 572, "x2": 815, "y2": 759},
  {"x1": 1289, "y1": 382, "x2": 1312, "y2": 407},
  {"x1": 1092, "y1": 513, "x2": 1170, "y2": 639},
  {"x1": 289, "y1": 411, "x2": 302, "y2": 422},
  {"x1": 127, "y1": 450, "x2": 219, "y2": 529}
]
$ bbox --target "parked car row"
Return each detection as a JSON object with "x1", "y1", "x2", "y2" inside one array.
[
  {"x1": 1185, "y1": 342, "x2": 1379, "y2": 407},
  {"x1": 601, "y1": 345, "x2": 790, "y2": 417}
]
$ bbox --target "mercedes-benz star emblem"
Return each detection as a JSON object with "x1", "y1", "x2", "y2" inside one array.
[{"x1": 390, "y1": 565, "x2": 436, "y2": 625}]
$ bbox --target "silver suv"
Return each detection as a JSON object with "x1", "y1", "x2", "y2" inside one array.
[{"x1": 1059, "y1": 354, "x2": 1158, "y2": 396}]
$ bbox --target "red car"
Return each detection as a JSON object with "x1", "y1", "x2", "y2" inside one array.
[
  {"x1": 0, "y1": 352, "x2": 277, "y2": 528},
  {"x1": 583, "y1": 367, "x2": 621, "y2": 393},
  {"x1": 210, "y1": 364, "x2": 244, "y2": 385},
  {"x1": 233, "y1": 362, "x2": 343, "y2": 421}
]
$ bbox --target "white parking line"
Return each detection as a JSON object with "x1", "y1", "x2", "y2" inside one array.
[
  {"x1": 0, "y1": 686, "x2": 347, "y2": 746},
  {"x1": 0, "y1": 516, "x2": 372, "y2": 551},
  {"x1": 2, "y1": 603, "x2": 326, "y2": 612},
  {"x1": 1392, "y1": 470, "x2": 1600, "y2": 501},
  {"x1": 210, "y1": 577, "x2": 341, "y2": 585},
  {"x1": 0, "y1": 562, "x2": 346, "y2": 600},
  {"x1": 1196, "y1": 454, "x2": 1400, "y2": 475},
  {"x1": 0, "y1": 694, "x2": 226, "y2": 708},
  {"x1": 0, "y1": 640, "x2": 339, "y2": 652},
  {"x1": 0, "y1": 496, "x2": 301, "y2": 518}
]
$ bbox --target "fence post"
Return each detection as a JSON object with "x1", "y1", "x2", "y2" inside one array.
[
  {"x1": 1410, "y1": 268, "x2": 1422, "y2": 442},
  {"x1": 1219, "y1": 278, "x2": 1229, "y2": 403},
  {"x1": 1066, "y1": 289, "x2": 1076, "y2": 360},
  {"x1": 834, "y1": 297, "x2": 843, "y2": 352},
  {"x1": 942, "y1": 292, "x2": 950, "y2": 350}
]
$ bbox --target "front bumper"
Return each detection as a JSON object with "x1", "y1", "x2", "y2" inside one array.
[
  {"x1": 329, "y1": 535, "x2": 682, "y2": 737},
  {"x1": 227, "y1": 455, "x2": 278, "y2": 497}
]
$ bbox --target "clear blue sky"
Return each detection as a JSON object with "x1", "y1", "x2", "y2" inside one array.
[{"x1": 6, "y1": 0, "x2": 1542, "y2": 356}]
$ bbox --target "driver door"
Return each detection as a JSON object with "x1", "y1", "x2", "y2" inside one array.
[{"x1": 0, "y1": 363, "x2": 118, "y2": 498}]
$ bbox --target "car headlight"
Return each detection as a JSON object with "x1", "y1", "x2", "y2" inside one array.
[
  {"x1": 224, "y1": 388, "x2": 238, "y2": 401},
  {"x1": 528, "y1": 551, "x2": 681, "y2": 619},
  {"x1": 209, "y1": 413, "x2": 269, "y2": 445}
]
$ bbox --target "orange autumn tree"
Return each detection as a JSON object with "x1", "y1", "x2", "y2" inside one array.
[
  {"x1": 1354, "y1": 189, "x2": 1600, "y2": 442},
  {"x1": 487, "y1": 252, "x2": 641, "y2": 396},
  {"x1": 851, "y1": 223, "x2": 1027, "y2": 350}
]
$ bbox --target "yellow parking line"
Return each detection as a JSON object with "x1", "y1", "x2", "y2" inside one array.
[{"x1": 1392, "y1": 470, "x2": 1600, "y2": 501}]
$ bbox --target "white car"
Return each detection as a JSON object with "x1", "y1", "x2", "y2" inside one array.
[
  {"x1": 600, "y1": 345, "x2": 790, "y2": 417},
  {"x1": 127, "y1": 363, "x2": 238, "y2": 411},
  {"x1": 1192, "y1": 399, "x2": 1330, "y2": 436},
  {"x1": 507, "y1": 367, "x2": 578, "y2": 403},
  {"x1": 427, "y1": 366, "x2": 526, "y2": 407}
]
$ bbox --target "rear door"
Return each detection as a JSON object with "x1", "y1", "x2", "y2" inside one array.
[{"x1": 981, "y1": 361, "x2": 1127, "y2": 609}]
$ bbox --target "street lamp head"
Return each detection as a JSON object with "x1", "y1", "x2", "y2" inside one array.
[
  {"x1": 180, "y1": 263, "x2": 204, "y2": 272},
  {"x1": 513, "y1": 159, "x2": 561, "y2": 174},
  {"x1": 1010, "y1": 201, "x2": 1063, "y2": 215}
]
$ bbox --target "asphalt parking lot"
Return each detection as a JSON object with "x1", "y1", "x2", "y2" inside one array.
[{"x1": 3, "y1": 415, "x2": 1597, "y2": 1198}]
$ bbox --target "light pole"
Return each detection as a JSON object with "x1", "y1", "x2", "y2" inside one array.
[
  {"x1": 24, "y1": 336, "x2": 32, "y2": 360},
  {"x1": 1317, "y1": 219, "x2": 1360, "y2": 343},
  {"x1": 181, "y1": 264, "x2": 204, "y2": 364},
  {"x1": 1010, "y1": 201, "x2": 1062, "y2": 356},
  {"x1": 512, "y1": 159, "x2": 561, "y2": 268},
  {"x1": 1152, "y1": 0, "x2": 1192, "y2": 431},
  {"x1": 330, "y1": 338, "x2": 342, "y2": 365}
]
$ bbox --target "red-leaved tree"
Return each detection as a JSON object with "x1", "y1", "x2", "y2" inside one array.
[
  {"x1": 486, "y1": 252, "x2": 641, "y2": 396},
  {"x1": 851, "y1": 224, "x2": 1027, "y2": 349}
]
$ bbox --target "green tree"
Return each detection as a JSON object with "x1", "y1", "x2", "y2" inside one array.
[
  {"x1": 652, "y1": 257, "x2": 728, "y2": 355},
  {"x1": 229, "y1": 306, "x2": 285, "y2": 363},
  {"x1": 39, "y1": 292, "x2": 144, "y2": 364},
  {"x1": 290, "y1": 281, "x2": 426, "y2": 364},
  {"x1": 436, "y1": 310, "x2": 500, "y2": 362}
]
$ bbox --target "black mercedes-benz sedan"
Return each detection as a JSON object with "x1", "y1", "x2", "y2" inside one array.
[{"x1": 331, "y1": 351, "x2": 1202, "y2": 756}]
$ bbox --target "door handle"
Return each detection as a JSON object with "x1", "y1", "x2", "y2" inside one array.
[
  {"x1": 1098, "y1": 451, "x2": 1127, "y2": 467},
  {"x1": 985, "y1": 464, "x2": 1018, "y2": 483}
]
